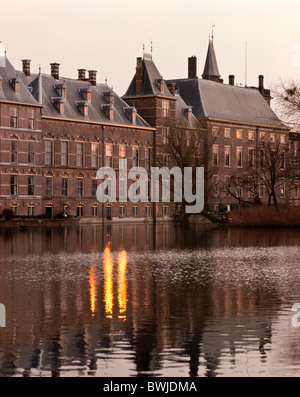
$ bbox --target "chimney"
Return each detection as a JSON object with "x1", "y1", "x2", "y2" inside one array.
[
  {"x1": 78, "y1": 69, "x2": 86, "y2": 81},
  {"x1": 229, "y1": 75, "x2": 235, "y2": 86},
  {"x1": 167, "y1": 82, "x2": 176, "y2": 95},
  {"x1": 258, "y1": 75, "x2": 264, "y2": 90},
  {"x1": 136, "y1": 57, "x2": 143, "y2": 95},
  {"x1": 22, "y1": 59, "x2": 31, "y2": 77},
  {"x1": 50, "y1": 62, "x2": 60, "y2": 80},
  {"x1": 88, "y1": 70, "x2": 97, "y2": 86},
  {"x1": 188, "y1": 56, "x2": 197, "y2": 79}
]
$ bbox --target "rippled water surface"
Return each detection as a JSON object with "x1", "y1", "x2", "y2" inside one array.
[{"x1": 0, "y1": 224, "x2": 299, "y2": 377}]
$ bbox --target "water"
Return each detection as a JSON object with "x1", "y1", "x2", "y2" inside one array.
[{"x1": 0, "y1": 223, "x2": 299, "y2": 377}]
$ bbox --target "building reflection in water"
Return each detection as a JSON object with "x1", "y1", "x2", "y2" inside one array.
[{"x1": 0, "y1": 224, "x2": 299, "y2": 376}]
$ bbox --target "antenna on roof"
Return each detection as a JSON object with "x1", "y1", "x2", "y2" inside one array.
[
  {"x1": 211, "y1": 24, "x2": 215, "y2": 41},
  {"x1": 245, "y1": 41, "x2": 247, "y2": 87},
  {"x1": 151, "y1": 40, "x2": 153, "y2": 57},
  {"x1": 143, "y1": 44, "x2": 145, "y2": 55}
]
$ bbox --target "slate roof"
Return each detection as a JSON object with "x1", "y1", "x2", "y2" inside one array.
[
  {"x1": 19, "y1": 71, "x2": 151, "y2": 128},
  {"x1": 0, "y1": 57, "x2": 41, "y2": 106},
  {"x1": 166, "y1": 78, "x2": 287, "y2": 128},
  {"x1": 123, "y1": 54, "x2": 174, "y2": 98},
  {"x1": 202, "y1": 39, "x2": 221, "y2": 79}
]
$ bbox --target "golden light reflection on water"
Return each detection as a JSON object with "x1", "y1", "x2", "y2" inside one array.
[
  {"x1": 89, "y1": 264, "x2": 97, "y2": 316},
  {"x1": 103, "y1": 243, "x2": 114, "y2": 318},
  {"x1": 118, "y1": 250, "x2": 128, "y2": 320}
]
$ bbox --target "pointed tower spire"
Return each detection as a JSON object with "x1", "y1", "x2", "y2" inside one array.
[{"x1": 202, "y1": 32, "x2": 221, "y2": 82}]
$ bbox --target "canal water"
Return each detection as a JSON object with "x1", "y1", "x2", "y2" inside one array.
[{"x1": 0, "y1": 223, "x2": 299, "y2": 377}]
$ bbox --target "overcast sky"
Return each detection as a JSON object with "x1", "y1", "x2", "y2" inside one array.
[{"x1": 0, "y1": 0, "x2": 300, "y2": 96}]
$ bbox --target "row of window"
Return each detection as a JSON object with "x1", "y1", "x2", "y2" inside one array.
[
  {"x1": 212, "y1": 126, "x2": 287, "y2": 143},
  {"x1": 212, "y1": 145, "x2": 286, "y2": 169},
  {"x1": 8, "y1": 204, "x2": 170, "y2": 218},
  {"x1": 9, "y1": 107, "x2": 35, "y2": 129},
  {"x1": 10, "y1": 140, "x2": 151, "y2": 168},
  {"x1": 211, "y1": 175, "x2": 298, "y2": 199}
]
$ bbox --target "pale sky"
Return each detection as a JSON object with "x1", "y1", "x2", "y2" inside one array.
[{"x1": 0, "y1": 0, "x2": 300, "y2": 96}]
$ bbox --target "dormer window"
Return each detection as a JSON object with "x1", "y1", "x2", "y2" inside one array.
[
  {"x1": 54, "y1": 81, "x2": 67, "y2": 99},
  {"x1": 0, "y1": 78, "x2": 2, "y2": 91},
  {"x1": 156, "y1": 78, "x2": 164, "y2": 93},
  {"x1": 76, "y1": 101, "x2": 89, "y2": 117},
  {"x1": 124, "y1": 106, "x2": 137, "y2": 124},
  {"x1": 51, "y1": 97, "x2": 65, "y2": 114},
  {"x1": 102, "y1": 104, "x2": 114, "y2": 121},
  {"x1": 183, "y1": 106, "x2": 192, "y2": 121},
  {"x1": 10, "y1": 76, "x2": 21, "y2": 93},
  {"x1": 79, "y1": 86, "x2": 92, "y2": 102},
  {"x1": 103, "y1": 91, "x2": 114, "y2": 105}
]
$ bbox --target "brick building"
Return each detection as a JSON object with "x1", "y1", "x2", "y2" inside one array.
[
  {"x1": 0, "y1": 48, "x2": 156, "y2": 221},
  {"x1": 0, "y1": 40, "x2": 298, "y2": 222}
]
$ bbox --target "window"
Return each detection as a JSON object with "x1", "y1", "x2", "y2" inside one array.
[
  {"x1": 92, "y1": 179, "x2": 97, "y2": 196},
  {"x1": 186, "y1": 132, "x2": 191, "y2": 146},
  {"x1": 236, "y1": 147, "x2": 242, "y2": 167},
  {"x1": 119, "y1": 206, "x2": 125, "y2": 218},
  {"x1": 91, "y1": 142, "x2": 98, "y2": 168},
  {"x1": 45, "y1": 177, "x2": 53, "y2": 196},
  {"x1": 132, "y1": 146, "x2": 138, "y2": 167},
  {"x1": 77, "y1": 206, "x2": 84, "y2": 217},
  {"x1": 10, "y1": 175, "x2": 17, "y2": 196},
  {"x1": 270, "y1": 133, "x2": 275, "y2": 143},
  {"x1": 162, "y1": 206, "x2": 169, "y2": 217},
  {"x1": 92, "y1": 206, "x2": 98, "y2": 217},
  {"x1": 62, "y1": 178, "x2": 68, "y2": 196},
  {"x1": 133, "y1": 206, "x2": 138, "y2": 217},
  {"x1": 11, "y1": 140, "x2": 18, "y2": 163},
  {"x1": 119, "y1": 145, "x2": 126, "y2": 169},
  {"x1": 162, "y1": 100, "x2": 170, "y2": 117},
  {"x1": 248, "y1": 148, "x2": 255, "y2": 168},
  {"x1": 77, "y1": 178, "x2": 84, "y2": 196},
  {"x1": 10, "y1": 206, "x2": 18, "y2": 216},
  {"x1": 295, "y1": 184, "x2": 298, "y2": 199},
  {"x1": 145, "y1": 206, "x2": 151, "y2": 217},
  {"x1": 225, "y1": 146, "x2": 230, "y2": 167},
  {"x1": 28, "y1": 109, "x2": 34, "y2": 130},
  {"x1": 28, "y1": 175, "x2": 34, "y2": 196},
  {"x1": 224, "y1": 128, "x2": 231, "y2": 138},
  {"x1": 76, "y1": 142, "x2": 84, "y2": 167},
  {"x1": 105, "y1": 144, "x2": 112, "y2": 167},
  {"x1": 10, "y1": 107, "x2": 17, "y2": 128},
  {"x1": 280, "y1": 134, "x2": 286, "y2": 144},
  {"x1": 225, "y1": 175, "x2": 231, "y2": 198},
  {"x1": 260, "y1": 149, "x2": 265, "y2": 168},
  {"x1": 236, "y1": 129, "x2": 243, "y2": 139},
  {"x1": 212, "y1": 175, "x2": 219, "y2": 197},
  {"x1": 28, "y1": 141, "x2": 35, "y2": 164},
  {"x1": 260, "y1": 132, "x2": 265, "y2": 141},
  {"x1": 212, "y1": 145, "x2": 219, "y2": 166},
  {"x1": 61, "y1": 141, "x2": 68, "y2": 166},
  {"x1": 145, "y1": 147, "x2": 151, "y2": 170},
  {"x1": 248, "y1": 130, "x2": 254, "y2": 140},
  {"x1": 280, "y1": 151, "x2": 285, "y2": 169},
  {"x1": 212, "y1": 126, "x2": 219, "y2": 137},
  {"x1": 280, "y1": 179, "x2": 285, "y2": 197},
  {"x1": 162, "y1": 127, "x2": 169, "y2": 144},
  {"x1": 28, "y1": 206, "x2": 35, "y2": 217},
  {"x1": 259, "y1": 183, "x2": 265, "y2": 198},
  {"x1": 45, "y1": 140, "x2": 53, "y2": 165}
]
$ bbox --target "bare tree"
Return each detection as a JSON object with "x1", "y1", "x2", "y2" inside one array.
[
  {"x1": 273, "y1": 79, "x2": 300, "y2": 131},
  {"x1": 226, "y1": 139, "x2": 297, "y2": 209}
]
